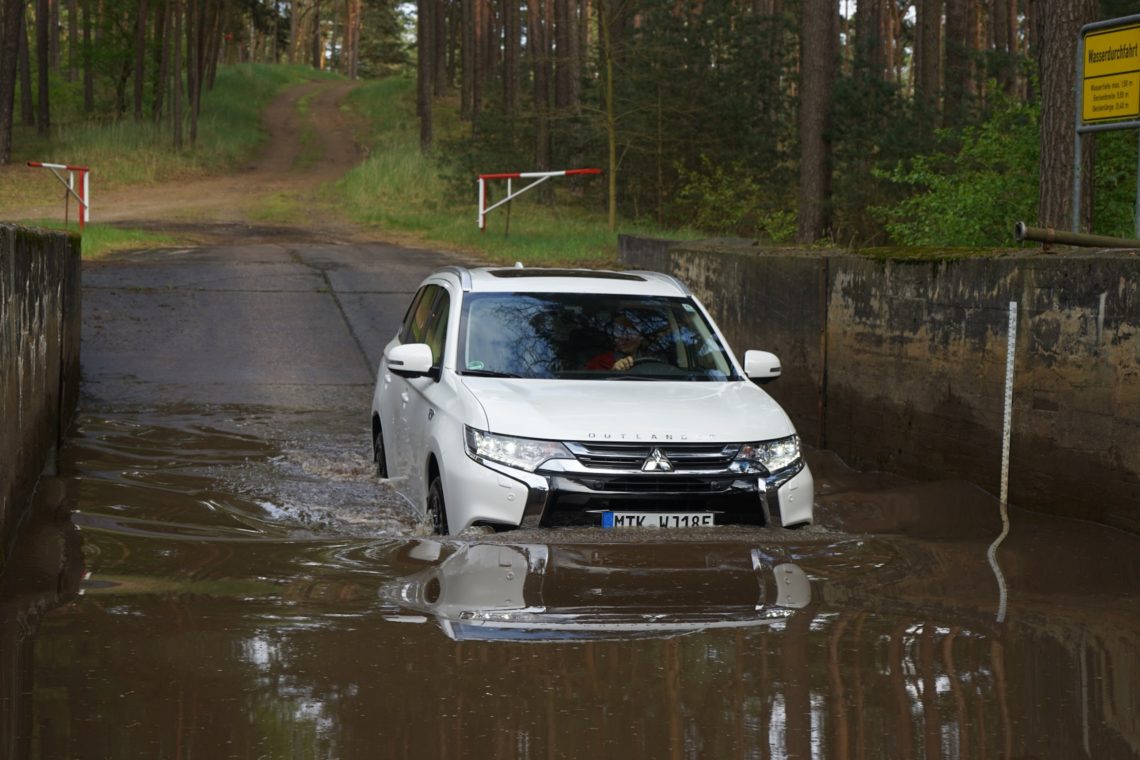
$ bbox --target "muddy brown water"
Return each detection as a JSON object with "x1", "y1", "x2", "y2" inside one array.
[{"x1": 2, "y1": 244, "x2": 1139, "y2": 759}]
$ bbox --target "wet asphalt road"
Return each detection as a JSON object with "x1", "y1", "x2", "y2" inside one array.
[{"x1": 2, "y1": 241, "x2": 1139, "y2": 759}]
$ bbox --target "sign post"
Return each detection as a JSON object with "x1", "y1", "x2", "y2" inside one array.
[{"x1": 1074, "y1": 16, "x2": 1140, "y2": 234}]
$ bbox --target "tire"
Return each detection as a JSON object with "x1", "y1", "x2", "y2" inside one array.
[
  {"x1": 373, "y1": 423, "x2": 388, "y2": 478},
  {"x1": 427, "y1": 476, "x2": 451, "y2": 535}
]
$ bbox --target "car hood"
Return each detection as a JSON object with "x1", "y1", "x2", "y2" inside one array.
[{"x1": 459, "y1": 378, "x2": 795, "y2": 442}]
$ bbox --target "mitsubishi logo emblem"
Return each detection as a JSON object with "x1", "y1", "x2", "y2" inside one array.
[{"x1": 642, "y1": 448, "x2": 673, "y2": 472}]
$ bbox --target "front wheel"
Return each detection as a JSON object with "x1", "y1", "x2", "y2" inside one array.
[
  {"x1": 427, "y1": 476, "x2": 451, "y2": 535},
  {"x1": 372, "y1": 423, "x2": 388, "y2": 478}
]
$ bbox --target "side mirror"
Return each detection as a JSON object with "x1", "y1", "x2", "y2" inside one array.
[
  {"x1": 386, "y1": 343, "x2": 436, "y2": 379},
  {"x1": 744, "y1": 350, "x2": 781, "y2": 384}
]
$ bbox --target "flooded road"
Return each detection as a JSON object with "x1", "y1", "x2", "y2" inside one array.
[{"x1": 3, "y1": 242, "x2": 1139, "y2": 759}]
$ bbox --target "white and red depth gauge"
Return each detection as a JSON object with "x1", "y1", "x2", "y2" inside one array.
[
  {"x1": 27, "y1": 161, "x2": 91, "y2": 230},
  {"x1": 477, "y1": 168, "x2": 601, "y2": 231}
]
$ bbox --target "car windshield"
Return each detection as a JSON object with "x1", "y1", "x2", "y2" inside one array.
[{"x1": 458, "y1": 292, "x2": 739, "y2": 381}]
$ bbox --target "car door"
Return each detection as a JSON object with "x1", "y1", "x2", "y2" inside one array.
[
  {"x1": 381, "y1": 284, "x2": 442, "y2": 486},
  {"x1": 402, "y1": 284, "x2": 453, "y2": 508}
]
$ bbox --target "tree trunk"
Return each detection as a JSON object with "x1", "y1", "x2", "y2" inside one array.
[
  {"x1": 433, "y1": 0, "x2": 446, "y2": 94},
  {"x1": 528, "y1": 0, "x2": 551, "y2": 177},
  {"x1": 578, "y1": 0, "x2": 589, "y2": 82},
  {"x1": 597, "y1": 0, "x2": 616, "y2": 229},
  {"x1": 186, "y1": 0, "x2": 199, "y2": 143},
  {"x1": 172, "y1": 0, "x2": 182, "y2": 148},
  {"x1": 19, "y1": 8, "x2": 34, "y2": 125},
  {"x1": 459, "y1": 0, "x2": 471, "y2": 118},
  {"x1": 472, "y1": 0, "x2": 483, "y2": 118},
  {"x1": 943, "y1": 0, "x2": 971, "y2": 127},
  {"x1": 67, "y1": 0, "x2": 77, "y2": 80},
  {"x1": 417, "y1": 0, "x2": 433, "y2": 151},
  {"x1": 36, "y1": 0, "x2": 50, "y2": 135},
  {"x1": 82, "y1": 0, "x2": 93, "y2": 110},
  {"x1": 1035, "y1": 0, "x2": 1096, "y2": 231},
  {"x1": 796, "y1": 0, "x2": 837, "y2": 243},
  {"x1": 134, "y1": 0, "x2": 148, "y2": 120},
  {"x1": 914, "y1": 0, "x2": 940, "y2": 111},
  {"x1": 555, "y1": 0, "x2": 571, "y2": 110},
  {"x1": 311, "y1": 0, "x2": 321, "y2": 68},
  {"x1": 503, "y1": 0, "x2": 519, "y2": 117},
  {"x1": 49, "y1": 0, "x2": 59, "y2": 69},
  {"x1": 153, "y1": 0, "x2": 169, "y2": 123},
  {"x1": 204, "y1": 0, "x2": 221, "y2": 90},
  {"x1": 0, "y1": 0, "x2": 27, "y2": 163}
]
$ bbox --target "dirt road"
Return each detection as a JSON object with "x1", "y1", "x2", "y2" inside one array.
[{"x1": 9, "y1": 79, "x2": 371, "y2": 244}]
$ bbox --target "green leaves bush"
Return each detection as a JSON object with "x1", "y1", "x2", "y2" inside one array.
[
  {"x1": 877, "y1": 94, "x2": 1140, "y2": 245},
  {"x1": 876, "y1": 98, "x2": 1039, "y2": 246}
]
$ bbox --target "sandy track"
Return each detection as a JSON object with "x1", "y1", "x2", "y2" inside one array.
[{"x1": 9, "y1": 79, "x2": 370, "y2": 244}]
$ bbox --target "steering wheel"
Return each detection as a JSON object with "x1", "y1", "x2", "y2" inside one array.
[{"x1": 631, "y1": 356, "x2": 668, "y2": 366}]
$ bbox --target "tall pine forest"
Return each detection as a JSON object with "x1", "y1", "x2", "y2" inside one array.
[{"x1": 2, "y1": 0, "x2": 1138, "y2": 246}]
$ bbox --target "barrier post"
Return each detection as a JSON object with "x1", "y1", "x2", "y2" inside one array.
[
  {"x1": 477, "y1": 168, "x2": 601, "y2": 231},
  {"x1": 27, "y1": 162, "x2": 91, "y2": 230}
]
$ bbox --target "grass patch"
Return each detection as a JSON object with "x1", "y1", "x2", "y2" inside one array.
[
  {"x1": 249, "y1": 192, "x2": 305, "y2": 224},
  {"x1": 338, "y1": 76, "x2": 700, "y2": 266},
  {"x1": 17, "y1": 219, "x2": 177, "y2": 258}
]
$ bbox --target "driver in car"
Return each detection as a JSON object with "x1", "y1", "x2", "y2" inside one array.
[{"x1": 586, "y1": 314, "x2": 655, "y2": 371}]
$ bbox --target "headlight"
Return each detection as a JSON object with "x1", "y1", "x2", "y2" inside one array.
[
  {"x1": 464, "y1": 427, "x2": 573, "y2": 472},
  {"x1": 732, "y1": 435, "x2": 801, "y2": 474}
]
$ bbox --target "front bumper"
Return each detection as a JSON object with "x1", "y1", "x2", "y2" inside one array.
[{"x1": 463, "y1": 456, "x2": 814, "y2": 530}]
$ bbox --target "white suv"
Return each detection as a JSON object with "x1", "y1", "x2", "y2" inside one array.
[{"x1": 371, "y1": 266, "x2": 814, "y2": 534}]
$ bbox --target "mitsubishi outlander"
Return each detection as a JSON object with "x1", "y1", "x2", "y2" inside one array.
[{"x1": 371, "y1": 266, "x2": 814, "y2": 534}]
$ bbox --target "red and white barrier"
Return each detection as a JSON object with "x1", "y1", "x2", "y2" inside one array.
[
  {"x1": 477, "y1": 168, "x2": 601, "y2": 230},
  {"x1": 27, "y1": 161, "x2": 90, "y2": 230}
]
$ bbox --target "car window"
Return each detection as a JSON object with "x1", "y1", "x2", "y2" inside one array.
[
  {"x1": 458, "y1": 292, "x2": 739, "y2": 381},
  {"x1": 400, "y1": 285, "x2": 442, "y2": 345},
  {"x1": 424, "y1": 290, "x2": 450, "y2": 365}
]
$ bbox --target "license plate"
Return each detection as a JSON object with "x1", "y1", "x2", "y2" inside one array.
[{"x1": 601, "y1": 511, "x2": 715, "y2": 529}]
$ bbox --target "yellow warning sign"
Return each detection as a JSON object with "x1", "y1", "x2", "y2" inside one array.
[{"x1": 1084, "y1": 25, "x2": 1140, "y2": 123}]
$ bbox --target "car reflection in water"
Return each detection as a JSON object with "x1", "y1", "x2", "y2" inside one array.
[{"x1": 378, "y1": 540, "x2": 811, "y2": 641}]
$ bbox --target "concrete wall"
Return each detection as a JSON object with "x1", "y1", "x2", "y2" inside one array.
[
  {"x1": 0, "y1": 224, "x2": 82, "y2": 566},
  {"x1": 621, "y1": 236, "x2": 1140, "y2": 535}
]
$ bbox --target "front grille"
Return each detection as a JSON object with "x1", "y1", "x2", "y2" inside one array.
[
  {"x1": 567, "y1": 441, "x2": 740, "y2": 470},
  {"x1": 603, "y1": 476, "x2": 724, "y2": 493}
]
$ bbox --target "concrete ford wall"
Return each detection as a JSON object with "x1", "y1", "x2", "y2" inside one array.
[
  {"x1": 0, "y1": 224, "x2": 82, "y2": 566},
  {"x1": 621, "y1": 236, "x2": 1140, "y2": 535}
]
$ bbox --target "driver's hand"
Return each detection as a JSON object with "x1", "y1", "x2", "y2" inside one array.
[{"x1": 613, "y1": 355, "x2": 635, "y2": 371}]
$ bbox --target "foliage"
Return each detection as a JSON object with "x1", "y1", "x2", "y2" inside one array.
[
  {"x1": 1090, "y1": 128, "x2": 1140, "y2": 237},
  {"x1": 830, "y1": 61, "x2": 933, "y2": 246},
  {"x1": 354, "y1": 0, "x2": 413, "y2": 78},
  {"x1": 877, "y1": 91, "x2": 1140, "y2": 245},
  {"x1": 673, "y1": 156, "x2": 795, "y2": 241},
  {"x1": 875, "y1": 98, "x2": 1040, "y2": 246}
]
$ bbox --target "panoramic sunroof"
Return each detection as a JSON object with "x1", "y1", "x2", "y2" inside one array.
[{"x1": 488, "y1": 269, "x2": 646, "y2": 281}]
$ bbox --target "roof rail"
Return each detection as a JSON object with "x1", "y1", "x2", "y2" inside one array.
[
  {"x1": 438, "y1": 266, "x2": 473, "y2": 291},
  {"x1": 628, "y1": 270, "x2": 692, "y2": 296}
]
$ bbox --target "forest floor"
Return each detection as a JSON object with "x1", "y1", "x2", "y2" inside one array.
[{"x1": 4, "y1": 79, "x2": 379, "y2": 247}]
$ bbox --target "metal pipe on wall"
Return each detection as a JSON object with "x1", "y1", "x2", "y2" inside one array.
[{"x1": 1014, "y1": 221, "x2": 1140, "y2": 248}]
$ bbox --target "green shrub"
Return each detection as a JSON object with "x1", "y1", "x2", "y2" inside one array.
[{"x1": 875, "y1": 97, "x2": 1039, "y2": 246}]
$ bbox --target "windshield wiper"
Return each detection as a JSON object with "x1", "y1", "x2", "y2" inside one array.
[
  {"x1": 461, "y1": 369, "x2": 524, "y2": 378},
  {"x1": 604, "y1": 375, "x2": 663, "y2": 381}
]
